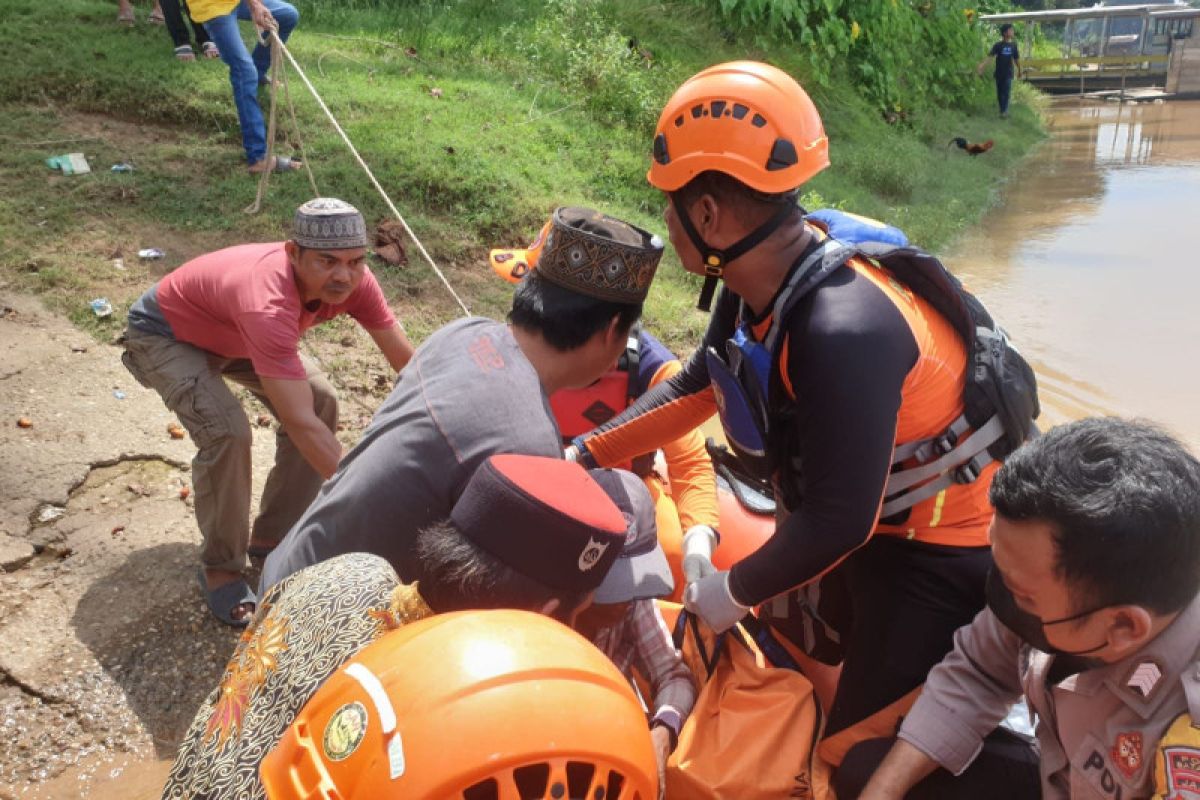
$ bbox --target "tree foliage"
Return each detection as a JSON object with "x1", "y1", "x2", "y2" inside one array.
[{"x1": 704, "y1": 0, "x2": 992, "y2": 112}]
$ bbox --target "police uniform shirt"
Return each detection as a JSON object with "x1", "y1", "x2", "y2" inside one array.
[{"x1": 899, "y1": 589, "x2": 1200, "y2": 799}]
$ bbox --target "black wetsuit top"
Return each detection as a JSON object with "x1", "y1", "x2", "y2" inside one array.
[{"x1": 588, "y1": 239, "x2": 920, "y2": 607}]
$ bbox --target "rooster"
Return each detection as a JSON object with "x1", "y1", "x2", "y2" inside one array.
[{"x1": 949, "y1": 137, "x2": 994, "y2": 155}]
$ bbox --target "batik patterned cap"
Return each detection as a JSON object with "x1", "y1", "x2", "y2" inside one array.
[
  {"x1": 534, "y1": 207, "x2": 664, "y2": 305},
  {"x1": 292, "y1": 197, "x2": 369, "y2": 250}
]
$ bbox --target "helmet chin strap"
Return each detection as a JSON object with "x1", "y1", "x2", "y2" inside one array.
[{"x1": 672, "y1": 195, "x2": 797, "y2": 312}]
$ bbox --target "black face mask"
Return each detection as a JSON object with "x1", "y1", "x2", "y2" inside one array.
[{"x1": 985, "y1": 568, "x2": 1109, "y2": 656}]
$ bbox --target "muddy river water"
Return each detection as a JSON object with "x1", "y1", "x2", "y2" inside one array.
[{"x1": 947, "y1": 98, "x2": 1200, "y2": 450}]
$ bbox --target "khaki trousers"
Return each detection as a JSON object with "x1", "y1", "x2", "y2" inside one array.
[{"x1": 121, "y1": 327, "x2": 337, "y2": 572}]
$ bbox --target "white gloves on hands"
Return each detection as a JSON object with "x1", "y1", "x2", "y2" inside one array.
[
  {"x1": 681, "y1": 525, "x2": 718, "y2": 585},
  {"x1": 683, "y1": 571, "x2": 750, "y2": 633}
]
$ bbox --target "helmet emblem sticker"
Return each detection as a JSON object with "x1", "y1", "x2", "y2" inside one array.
[
  {"x1": 323, "y1": 701, "x2": 368, "y2": 762},
  {"x1": 578, "y1": 537, "x2": 610, "y2": 572}
]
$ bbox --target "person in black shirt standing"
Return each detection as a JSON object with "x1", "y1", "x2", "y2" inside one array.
[{"x1": 978, "y1": 23, "x2": 1020, "y2": 118}]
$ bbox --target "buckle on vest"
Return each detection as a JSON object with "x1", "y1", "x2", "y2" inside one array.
[
  {"x1": 935, "y1": 429, "x2": 960, "y2": 455},
  {"x1": 953, "y1": 453, "x2": 988, "y2": 485},
  {"x1": 914, "y1": 429, "x2": 960, "y2": 465}
]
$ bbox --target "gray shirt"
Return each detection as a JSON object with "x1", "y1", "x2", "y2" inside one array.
[
  {"x1": 261, "y1": 317, "x2": 563, "y2": 591},
  {"x1": 126, "y1": 283, "x2": 175, "y2": 339},
  {"x1": 899, "y1": 589, "x2": 1200, "y2": 799}
]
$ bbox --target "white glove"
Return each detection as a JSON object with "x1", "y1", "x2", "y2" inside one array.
[
  {"x1": 681, "y1": 525, "x2": 718, "y2": 585},
  {"x1": 683, "y1": 571, "x2": 750, "y2": 633}
]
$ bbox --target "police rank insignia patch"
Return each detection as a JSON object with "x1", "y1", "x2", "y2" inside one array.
[
  {"x1": 1113, "y1": 732, "x2": 1143, "y2": 779},
  {"x1": 1126, "y1": 661, "x2": 1164, "y2": 699},
  {"x1": 1153, "y1": 713, "x2": 1200, "y2": 800}
]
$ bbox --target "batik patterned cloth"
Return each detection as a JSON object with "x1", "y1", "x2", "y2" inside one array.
[{"x1": 162, "y1": 553, "x2": 432, "y2": 799}]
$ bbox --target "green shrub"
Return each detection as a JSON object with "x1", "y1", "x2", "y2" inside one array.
[
  {"x1": 508, "y1": 0, "x2": 676, "y2": 130},
  {"x1": 699, "y1": 0, "x2": 991, "y2": 113}
]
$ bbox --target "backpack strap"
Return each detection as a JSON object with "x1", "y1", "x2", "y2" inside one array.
[
  {"x1": 883, "y1": 414, "x2": 1005, "y2": 491},
  {"x1": 879, "y1": 415, "x2": 1005, "y2": 517},
  {"x1": 618, "y1": 325, "x2": 641, "y2": 405},
  {"x1": 760, "y1": 238, "x2": 860, "y2": 356}
]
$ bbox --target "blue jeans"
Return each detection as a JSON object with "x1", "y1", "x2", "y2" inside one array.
[
  {"x1": 996, "y1": 75, "x2": 1013, "y2": 115},
  {"x1": 204, "y1": 0, "x2": 299, "y2": 164}
]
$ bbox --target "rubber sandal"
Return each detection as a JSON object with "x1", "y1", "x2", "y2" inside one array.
[
  {"x1": 200, "y1": 41, "x2": 220, "y2": 59},
  {"x1": 174, "y1": 45, "x2": 196, "y2": 62},
  {"x1": 196, "y1": 568, "x2": 257, "y2": 628},
  {"x1": 248, "y1": 155, "x2": 302, "y2": 174},
  {"x1": 149, "y1": 9, "x2": 165, "y2": 24},
  {"x1": 117, "y1": 9, "x2": 135, "y2": 25}
]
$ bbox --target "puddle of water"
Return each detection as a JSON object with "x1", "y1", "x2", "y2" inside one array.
[
  {"x1": 15, "y1": 755, "x2": 170, "y2": 799},
  {"x1": 947, "y1": 99, "x2": 1200, "y2": 450}
]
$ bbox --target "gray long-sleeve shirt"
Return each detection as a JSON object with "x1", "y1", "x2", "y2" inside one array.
[{"x1": 261, "y1": 318, "x2": 563, "y2": 591}]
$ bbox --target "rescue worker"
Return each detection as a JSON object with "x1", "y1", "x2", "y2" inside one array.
[
  {"x1": 163, "y1": 453, "x2": 672, "y2": 799},
  {"x1": 260, "y1": 207, "x2": 663, "y2": 592},
  {"x1": 262, "y1": 609, "x2": 660, "y2": 800},
  {"x1": 490, "y1": 221, "x2": 719, "y2": 599},
  {"x1": 120, "y1": 197, "x2": 414, "y2": 627},
  {"x1": 572, "y1": 61, "x2": 1007, "y2": 752},
  {"x1": 850, "y1": 417, "x2": 1200, "y2": 799}
]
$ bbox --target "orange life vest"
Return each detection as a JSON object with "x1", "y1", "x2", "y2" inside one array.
[{"x1": 550, "y1": 333, "x2": 655, "y2": 475}]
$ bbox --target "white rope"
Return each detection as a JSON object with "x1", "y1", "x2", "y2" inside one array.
[{"x1": 267, "y1": 31, "x2": 471, "y2": 317}]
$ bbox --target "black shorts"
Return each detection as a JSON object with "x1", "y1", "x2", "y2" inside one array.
[{"x1": 759, "y1": 534, "x2": 993, "y2": 735}]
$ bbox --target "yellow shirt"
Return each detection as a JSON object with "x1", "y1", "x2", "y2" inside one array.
[{"x1": 187, "y1": 0, "x2": 238, "y2": 23}]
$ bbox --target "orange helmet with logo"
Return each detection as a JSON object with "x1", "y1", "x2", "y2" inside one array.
[
  {"x1": 648, "y1": 60, "x2": 829, "y2": 194},
  {"x1": 261, "y1": 609, "x2": 658, "y2": 800}
]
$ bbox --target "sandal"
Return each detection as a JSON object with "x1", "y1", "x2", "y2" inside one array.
[
  {"x1": 149, "y1": 8, "x2": 165, "y2": 24},
  {"x1": 117, "y1": 9, "x2": 135, "y2": 25},
  {"x1": 247, "y1": 155, "x2": 302, "y2": 174},
  {"x1": 196, "y1": 568, "x2": 257, "y2": 628},
  {"x1": 200, "y1": 41, "x2": 220, "y2": 59},
  {"x1": 174, "y1": 45, "x2": 196, "y2": 62}
]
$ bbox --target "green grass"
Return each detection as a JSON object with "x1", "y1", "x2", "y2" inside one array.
[{"x1": 0, "y1": 0, "x2": 1044, "y2": 354}]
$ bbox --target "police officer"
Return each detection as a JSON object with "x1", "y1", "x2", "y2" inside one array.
[{"x1": 851, "y1": 418, "x2": 1200, "y2": 799}]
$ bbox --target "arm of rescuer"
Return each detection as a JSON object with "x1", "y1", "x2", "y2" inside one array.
[
  {"x1": 859, "y1": 609, "x2": 1026, "y2": 798},
  {"x1": 642, "y1": 354, "x2": 719, "y2": 532},
  {"x1": 259, "y1": 376, "x2": 342, "y2": 479},
  {"x1": 368, "y1": 322, "x2": 416, "y2": 373},
  {"x1": 576, "y1": 289, "x2": 741, "y2": 468}
]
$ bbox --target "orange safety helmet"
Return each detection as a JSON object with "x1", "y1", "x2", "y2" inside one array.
[
  {"x1": 648, "y1": 60, "x2": 829, "y2": 195},
  {"x1": 261, "y1": 609, "x2": 658, "y2": 800}
]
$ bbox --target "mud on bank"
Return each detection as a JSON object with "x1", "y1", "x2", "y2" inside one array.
[{"x1": 0, "y1": 292, "x2": 390, "y2": 798}]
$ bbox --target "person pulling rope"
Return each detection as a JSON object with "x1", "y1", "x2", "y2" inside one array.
[{"x1": 249, "y1": 27, "x2": 471, "y2": 318}]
